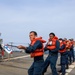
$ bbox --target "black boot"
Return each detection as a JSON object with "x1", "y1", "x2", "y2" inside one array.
[
  {"x1": 66, "y1": 65, "x2": 69, "y2": 69},
  {"x1": 58, "y1": 70, "x2": 62, "y2": 73}
]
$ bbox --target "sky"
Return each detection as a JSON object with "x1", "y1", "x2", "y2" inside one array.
[{"x1": 0, "y1": 0, "x2": 75, "y2": 45}]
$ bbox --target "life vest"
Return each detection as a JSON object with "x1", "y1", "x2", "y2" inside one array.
[
  {"x1": 47, "y1": 36, "x2": 58, "y2": 50},
  {"x1": 65, "y1": 40, "x2": 72, "y2": 51},
  {"x1": 70, "y1": 42, "x2": 73, "y2": 47},
  {"x1": 59, "y1": 41, "x2": 66, "y2": 53},
  {"x1": 70, "y1": 41, "x2": 74, "y2": 49},
  {"x1": 66, "y1": 40, "x2": 70, "y2": 49},
  {"x1": 71, "y1": 41, "x2": 74, "y2": 46},
  {"x1": 74, "y1": 41, "x2": 75, "y2": 47},
  {"x1": 30, "y1": 37, "x2": 46, "y2": 58}
]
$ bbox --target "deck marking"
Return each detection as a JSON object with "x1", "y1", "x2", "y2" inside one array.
[{"x1": 4, "y1": 55, "x2": 30, "y2": 61}]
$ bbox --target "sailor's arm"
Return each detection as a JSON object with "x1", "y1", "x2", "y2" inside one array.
[
  {"x1": 50, "y1": 40, "x2": 60, "y2": 53},
  {"x1": 17, "y1": 40, "x2": 42, "y2": 53},
  {"x1": 17, "y1": 45, "x2": 26, "y2": 50},
  {"x1": 60, "y1": 44, "x2": 65, "y2": 50}
]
